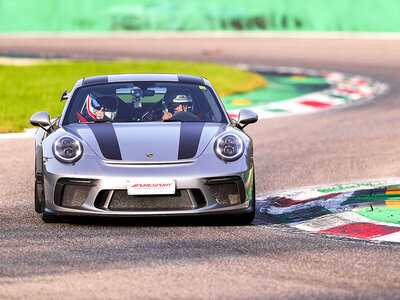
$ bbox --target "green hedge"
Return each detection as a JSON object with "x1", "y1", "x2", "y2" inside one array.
[{"x1": 0, "y1": 0, "x2": 399, "y2": 32}]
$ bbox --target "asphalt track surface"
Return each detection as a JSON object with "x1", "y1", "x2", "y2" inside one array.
[{"x1": 1, "y1": 34, "x2": 400, "y2": 299}]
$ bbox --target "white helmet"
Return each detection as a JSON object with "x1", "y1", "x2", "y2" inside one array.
[
  {"x1": 171, "y1": 94, "x2": 192, "y2": 112},
  {"x1": 86, "y1": 95, "x2": 118, "y2": 120}
]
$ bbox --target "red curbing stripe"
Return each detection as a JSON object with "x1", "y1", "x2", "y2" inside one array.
[
  {"x1": 228, "y1": 113, "x2": 238, "y2": 119},
  {"x1": 318, "y1": 222, "x2": 400, "y2": 239},
  {"x1": 299, "y1": 100, "x2": 333, "y2": 108}
]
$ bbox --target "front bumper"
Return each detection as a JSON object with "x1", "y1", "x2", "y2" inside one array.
[{"x1": 42, "y1": 153, "x2": 254, "y2": 218}]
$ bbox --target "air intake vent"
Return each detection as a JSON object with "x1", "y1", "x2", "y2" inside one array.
[
  {"x1": 208, "y1": 183, "x2": 241, "y2": 205},
  {"x1": 54, "y1": 179, "x2": 93, "y2": 208},
  {"x1": 206, "y1": 176, "x2": 245, "y2": 206},
  {"x1": 60, "y1": 185, "x2": 90, "y2": 207},
  {"x1": 108, "y1": 190, "x2": 195, "y2": 210}
]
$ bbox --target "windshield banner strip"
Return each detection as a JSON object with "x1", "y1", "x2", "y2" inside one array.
[
  {"x1": 87, "y1": 123, "x2": 122, "y2": 160},
  {"x1": 178, "y1": 123, "x2": 205, "y2": 160},
  {"x1": 83, "y1": 75, "x2": 109, "y2": 86},
  {"x1": 177, "y1": 74, "x2": 204, "y2": 85}
]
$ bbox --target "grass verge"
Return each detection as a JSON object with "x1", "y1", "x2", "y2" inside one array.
[{"x1": 0, "y1": 60, "x2": 266, "y2": 132}]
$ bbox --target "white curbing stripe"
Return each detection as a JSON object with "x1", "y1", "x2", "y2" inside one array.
[{"x1": 373, "y1": 231, "x2": 400, "y2": 243}]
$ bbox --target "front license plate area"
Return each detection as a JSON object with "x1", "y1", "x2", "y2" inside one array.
[{"x1": 127, "y1": 179, "x2": 176, "y2": 195}]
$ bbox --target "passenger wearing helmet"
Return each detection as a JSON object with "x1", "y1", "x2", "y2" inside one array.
[
  {"x1": 85, "y1": 95, "x2": 118, "y2": 121},
  {"x1": 162, "y1": 94, "x2": 192, "y2": 120}
]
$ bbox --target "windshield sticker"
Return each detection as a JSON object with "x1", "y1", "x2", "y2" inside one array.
[{"x1": 199, "y1": 85, "x2": 207, "y2": 90}]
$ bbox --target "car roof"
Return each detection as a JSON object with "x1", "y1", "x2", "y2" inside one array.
[{"x1": 81, "y1": 74, "x2": 206, "y2": 86}]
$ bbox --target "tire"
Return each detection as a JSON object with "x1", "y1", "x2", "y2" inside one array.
[
  {"x1": 228, "y1": 172, "x2": 256, "y2": 225},
  {"x1": 41, "y1": 211, "x2": 59, "y2": 223},
  {"x1": 34, "y1": 179, "x2": 42, "y2": 213},
  {"x1": 236, "y1": 210, "x2": 255, "y2": 225},
  {"x1": 40, "y1": 189, "x2": 60, "y2": 223}
]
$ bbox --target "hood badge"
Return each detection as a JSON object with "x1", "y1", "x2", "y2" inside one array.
[{"x1": 146, "y1": 153, "x2": 153, "y2": 158}]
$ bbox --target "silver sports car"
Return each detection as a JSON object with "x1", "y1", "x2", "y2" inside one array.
[{"x1": 30, "y1": 74, "x2": 258, "y2": 223}]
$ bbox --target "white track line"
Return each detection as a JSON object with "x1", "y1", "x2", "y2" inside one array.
[
  {"x1": 0, "y1": 128, "x2": 36, "y2": 139},
  {"x1": 2, "y1": 32, "x2": 400, "y2": 40}
]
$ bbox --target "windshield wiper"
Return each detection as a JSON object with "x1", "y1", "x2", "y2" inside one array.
[
  {"x1": 71, "y1": 120, "x2": 113, "y2": 124},
  {"x1": 163, "y1": 119, "x2": 183, "y2": 122},
  {"x1": 94, "y1": 119, "x2": 113, "y2": 123}
]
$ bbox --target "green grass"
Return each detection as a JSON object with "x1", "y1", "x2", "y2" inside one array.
[
  {"x1": 0, "y1": 60, "x2": 266, "y2": 132},
  {"x1": 356, "y1": 206, "x2": 400, "y2": 225}
]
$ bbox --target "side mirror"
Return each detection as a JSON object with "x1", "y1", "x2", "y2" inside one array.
[
  {"x1": 30, "y1": 111, "x2": 53, "y2": 132},
  {"x1": 237, "y1": 108, "x2": 258, "y2": 129}
]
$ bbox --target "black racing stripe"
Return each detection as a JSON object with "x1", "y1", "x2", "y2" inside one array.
[
  {"x1": 87, "y1": 123, "x2": 122, "y2": 160},
  {"x1": 83, "y1": 75, "x2": 108, "y2": 86},
  {"x1": 177, "y1": 74, "x2": 204, "y2": 85},
  {"x1": 178, "y1": 123, "x2": 205, "y2": 160}
]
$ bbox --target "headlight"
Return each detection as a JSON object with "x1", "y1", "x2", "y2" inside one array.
[
  {"x1": 53, "y1": 136, "x2": 83, "y2": 163},
  {"x1": 214, "y1": 133, "x2": 244, "y2": 161}
]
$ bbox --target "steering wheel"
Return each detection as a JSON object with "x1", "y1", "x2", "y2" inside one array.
[{"x1": 166, "y1": 111, "x2": 200, "y2": 122}]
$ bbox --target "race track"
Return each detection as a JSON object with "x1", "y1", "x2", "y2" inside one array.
[{"x1": 1, "y1": 34, "x2": 400, "y2": 298}]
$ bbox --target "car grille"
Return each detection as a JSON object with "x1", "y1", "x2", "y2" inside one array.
[{"x1": 95, "y1": 189, "x2": 206, "y2": 211}]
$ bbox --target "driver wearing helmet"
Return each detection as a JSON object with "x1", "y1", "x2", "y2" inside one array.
[
  {"x1": 162, "y1": 94, "x2": 192, "y2": 120},
  {"x1": 85, "y1": 95, "x2": 118, "y2": 121}
]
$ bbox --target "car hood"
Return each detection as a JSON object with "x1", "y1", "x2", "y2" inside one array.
[{"x1": 65, "y1": 122, "x2": 226, "y2": 162}]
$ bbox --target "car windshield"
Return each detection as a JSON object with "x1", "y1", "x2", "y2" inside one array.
[{"x1": 63, "y1": 82, "x2": 228, "y2": 125}]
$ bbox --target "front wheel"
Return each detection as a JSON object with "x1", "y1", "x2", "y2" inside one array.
[
  {"x1": 34, "y1": 179, "x2": 42, "y2": 213},
  {"x1": 227, "y1": 173, "x2": 256, "y2": 225},
  {"x1": 40, "y1": 190, "x2": 60, "y2": 223},
  {"x1": 41, "y1": 211, "x2": 60, "y2": 223},
  {"x1": 235, "y1": 210, "x2": 255, "y2": 225}
]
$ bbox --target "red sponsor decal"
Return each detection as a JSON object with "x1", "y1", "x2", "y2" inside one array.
[
  {"x1": 131, "y1": 183, "x2": 172, "y2": 188},
  {"x1": 299, "y1": 100, "x2": 333, "y2": 108},
  {"x1": 318, "y1": 222, "x2": 400, "y2": 239},
  {"x1": 271, "y1": 193, "x2": 341, "y2": 208}
]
